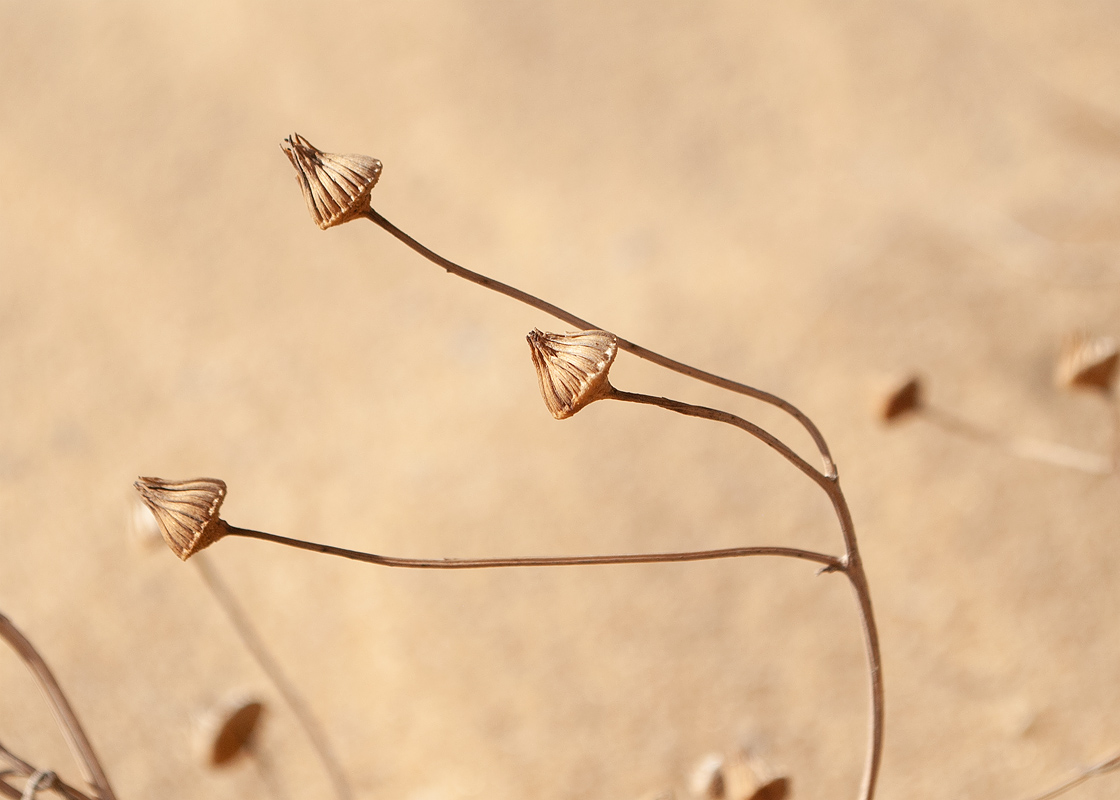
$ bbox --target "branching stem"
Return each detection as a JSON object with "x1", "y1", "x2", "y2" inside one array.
[
  {"x1": 350, "y1": 203, "x2": 882, "y2": 800},
  {"x1": 361, "y1": 207, "x2": 837, "y2": 479},
  {"x1": 0, "y1": 614, "x2": 116, "y2": 800},
  {"x1": 607, "y1": 387, "x2": 883, "y2": 800}
]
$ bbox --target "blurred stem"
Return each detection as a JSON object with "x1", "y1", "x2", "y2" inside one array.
[
  {"x1": 193, "y1": 555, "x2": 352, "y2": 800},
  {"x1": 921, "y1": 406, "x2": 1112, "y2": 475},
  {"x1": 0, "y1": 613, "x2": 116, "y2": 800},
  {"x1": 0, "y1": 741, "x2": 93, "y2": 800},
  {"x1": 1022, "y1": 747, "x2": 1120, "y2": 800}
]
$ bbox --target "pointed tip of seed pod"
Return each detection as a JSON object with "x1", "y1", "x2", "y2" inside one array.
[
  {"x1": 878, "y1": 375, "x2": 923, "y2": 422},
  {"x1": 133, "y1": 477, "x2": 229, "y2": 561},
  {"x1": 280, "y1": 132, "x2": 383, "y2": 230},
  {"x1": 1056, "y1": 331, "x2": 1118, "y2": 393},
  {"x1": 526, "y1": 329, "x2": 618, "y2": 419},
  {"x1": 194, "y1": 693, "x2": 266, "y2": 767}
]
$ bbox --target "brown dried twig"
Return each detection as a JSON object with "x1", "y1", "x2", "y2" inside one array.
[
  {"x1": 192, "y1": 554, "x2": 352, "y2": 800},
  {"x1": 139, "y1": 133, "x2": 888, "y2": 799},
  {"x1": 0, "y1": 613, "x2": 116, "y2": 800}
]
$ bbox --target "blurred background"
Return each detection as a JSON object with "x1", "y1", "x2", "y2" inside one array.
[{"x1": 2, "y1": 1, "x2": 1119, "y2": 798}]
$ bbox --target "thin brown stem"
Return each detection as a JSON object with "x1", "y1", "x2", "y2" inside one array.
[
  {"x1": 193, "y1": 555, "x2": 352, "y2": 800},
  {"x1": 361, "y1": 207, "x2": 837, "y2": 479},
  {"x1": 606, "y1": 389, "x2": 827, "y2": 488},
  {"x1": 606, "y1": 387, "x2": 883, "y2": 800},
  {"x1": 224, "y1": 526, "x2": 842, "y2": 572},
  {"x1": 0, "y1": 614, "x2": 116, "y2": 800},
  {"x1": 1021, "y1": 747, "x2": 1120, "y2": 800}
]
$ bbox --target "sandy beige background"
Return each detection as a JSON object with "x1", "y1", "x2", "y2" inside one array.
[{"x1": 2, "y1": 2, "x2": 1120, "y2": 799}]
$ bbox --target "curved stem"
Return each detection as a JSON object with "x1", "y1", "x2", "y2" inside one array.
[
  {"x1": 223, "y1": 527, "x2": 842, "y2": 571},
  {"x1": 0, "y1": 613, "x2": 116, "y2": 800},
  {"x1": 193, "y1": 555, "x2": 352, "y2": 800},
  {"x1": 607, "y1": 387, "x2": 883, "y2": 800},
  {"x1": 606, "y1": 389, "x2": 827, "y2": 487},
  {"x1": 825, "y1": 487, "x2": 883, "y2": 800},
  {"x1": 361, "y1": 207, "x2": 837, "y2": 479}
]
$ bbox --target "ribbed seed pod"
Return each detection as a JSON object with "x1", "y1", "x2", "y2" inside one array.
[
  {"x1": 1056, "y1": 331, "x2": 1118, "y2": 392},
  {"x1": 280, "y1": 133, "x2": 383, "y2": 229},
  {"x1": 526, "y1": 329, "x2": 618, "y2": 419},
  {"x1": 133, "y1": 477, "x2": 229, "y2": 561}
]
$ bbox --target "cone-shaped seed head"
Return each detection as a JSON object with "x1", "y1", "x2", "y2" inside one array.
[
  {"x1": 280, "y1": 132, "x2": 383, "y2": 229},
  {"x1": 134, "y1": 477, "x2": 229, "y2": 561},
  {"x1": 527, "y1": 329, "x2": 618, "y2": 420},
  {"x1": 879, "y1": 375, "x2": 923, "y2": 422},
  {"x1": 1056, "y1": 331, "x2": 1118, "y2": 392}
]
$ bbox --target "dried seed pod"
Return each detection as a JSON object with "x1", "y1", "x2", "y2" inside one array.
[
  {"x1": 879, "y1": 375, "x2": 923, "y2": 422},
  {"x1": 134, "y1": 477, "x2": 229, "y2": 561},
  {"x1": 526, "y1": 329, "x2": 618, "y2": 419},
  {"x1": 1056, "y1": 331, "x2": 1118, "y2": 392},
  {"x1": 194, "y1": 693, "x2": 266, "y2": 767},
  {"x1": 280, "y1": 132, "x2": 383, "y2": 230}
]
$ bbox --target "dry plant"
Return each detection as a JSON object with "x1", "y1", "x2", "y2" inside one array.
[
  {"x1": 134, "y1": 132, "x2": 885, "y2": 800},
  {"x1": 129, "y1": 493, "x2": 350, "y2": 800},
  {"x1": 0, "y1": 612, "x2": 116, "y2": 800},
  {"x1": 879, "y1": 333, "x2": 1120, "y2": 475}
]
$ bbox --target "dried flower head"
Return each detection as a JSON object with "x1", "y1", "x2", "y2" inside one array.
[
  {"x1": 1056, "y1": 331, "x2": 1118, "y2": 392},
  {"x1": 134, "y1": 477, "x2": 229, "y2": 561},
  {"x1": 527, "y1": 329, "x2": 618, "y2": 419},
  {"x1": 194, "y1": 693, "x2": 265, "y2": 767},
  {"x1": 879, "y1": 375, "x2": 923, "y2": 422},
  {"x1": 280, "y1": 133, "x2": 383, "y2": 230}
]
